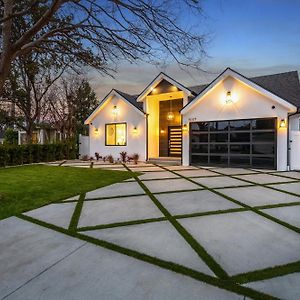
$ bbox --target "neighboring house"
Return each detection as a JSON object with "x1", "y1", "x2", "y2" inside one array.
[
  {"x1": 85, "y1": 68, "x2": 300, "y2": 170},
  {"x1": 18, "y1": 127, "x2": 63, "y2": 145}
]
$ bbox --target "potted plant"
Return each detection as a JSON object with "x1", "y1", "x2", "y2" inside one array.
[
  {"x1": 107, "y1": 154, "x2": 114, "y2": 163},
  {"x1": 120, "y1": 151, "x2": 127, "y2": 163},
  {"x1": 132, "y1": 153, "x2": 139, "y2": 164}
]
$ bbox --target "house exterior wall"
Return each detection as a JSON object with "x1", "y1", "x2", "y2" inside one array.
[
  {"x1": 89, "y1": 95, "x2": 146, "y2": 161},
  {"x1": 182, "y1": 76, "x2": 294, "y2": 171}
]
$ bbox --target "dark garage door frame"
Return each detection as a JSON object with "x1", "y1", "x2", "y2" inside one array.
[{"x1": 189, "y1": 117, "x2": 277, "y2": 169}]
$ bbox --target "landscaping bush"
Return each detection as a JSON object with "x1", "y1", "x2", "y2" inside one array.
[{"x1": 0, "y1": 142, "x2": 78, "y2": 167}]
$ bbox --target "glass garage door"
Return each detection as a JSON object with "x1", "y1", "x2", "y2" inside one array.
[{"x1": 190, "y1": 118, "x2": 276, "y2": 169}]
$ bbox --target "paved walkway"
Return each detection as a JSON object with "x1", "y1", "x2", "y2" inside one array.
[{"x1": 1, "y1": 163, "x2": 300, "y2": 299}]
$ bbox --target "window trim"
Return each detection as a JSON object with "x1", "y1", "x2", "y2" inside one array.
[{"x1": 105, "y1": 122, "x2": 127, "y2": 146}]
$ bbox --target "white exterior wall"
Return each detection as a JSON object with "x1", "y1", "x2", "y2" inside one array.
[
  {"x1": 182, "y1": 76, "x2": 295, "y2": 170},
  {"x1": 89, "y1": 95, "x2": 146, "y2": 161}
]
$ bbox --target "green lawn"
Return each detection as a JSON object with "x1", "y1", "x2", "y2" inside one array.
[{"x1": 0, "y1": 165, "x2": 134, "y2": 220}]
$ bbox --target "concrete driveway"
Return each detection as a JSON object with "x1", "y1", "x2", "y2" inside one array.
[{"x1": 1, "y1": 163, "x2": 300, "y2": 299}]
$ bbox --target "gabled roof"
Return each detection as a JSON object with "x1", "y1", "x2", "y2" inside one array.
[
  {"x1": 181, "y1": 68, "x2": 299, "y2": 114},
  {"x1": 137, "y1": 72, "x2": 193, "y2": 102},
  {"x1": 84, "y1": 89, "x2": 145, "y2": 124}
]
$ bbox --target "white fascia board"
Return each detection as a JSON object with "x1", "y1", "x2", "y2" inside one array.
[
  {"x1": 181, "y1": 69, "x2": 297, "y2": 115},
  {"x1": 84, "y1": 90, "x2": 145, "y2": 125},
  {"x1": 137, "y1": 73, "x2": 192, "y2": 102}
]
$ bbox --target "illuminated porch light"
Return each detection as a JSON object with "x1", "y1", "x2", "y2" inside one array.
[
  {"x1": 133, "y1": 126, "x2": 138, "y2": 134},
  {"x1": 167, "y1": 112, "x2": 174, "y2": 121},
  {"x1": 182, "y1": 124, "x2": 188, "y2": 131},
  {"x1": 225, "y1": 91, "x2": 233, "y2": 104},
  {"x1": 112, "y1": 105, "x2": 118, "y2": 116},
  {"x1": 160, "y1": 129, "x2": 165, "y2": 134},
  {"x1": 279, "y1": 119, "x2": 286, "y2": 128}
]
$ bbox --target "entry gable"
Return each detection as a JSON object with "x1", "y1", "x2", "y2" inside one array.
[
  {"x1": 181, "y1": 68, "x2": 297, "y2": 114},
  {"x1": 85, "y1": 89, "x2": 145, "y2": 125},
  {"x1": 137, "y1": 72, "x2": 193, "y2": 102}
]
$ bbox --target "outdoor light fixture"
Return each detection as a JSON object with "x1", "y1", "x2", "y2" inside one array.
[
  {"x1": 182, "y1": 124, "x2": 188, "y2": 131},
  {"x1": 94, "y1": 128, "x2": 99, "y2": 132},
  {"x1": 112, "y1": 105, "x2": 118, "y2": 115},
  {"x1": 160, "y1": 129, "x2": 165, "y2": 134},
  {"x1": 133, "y1": 126, "x2": 138, "y2": 134},
  {"x1": 225, "y1": 91, "x2": 233, "y2": 104},
  {"x1": 167, "y1": 112, "x2": 174, "y2": 121},
  {"x1": 280, "y1": 119, "x2": 286, "y2": 128}
]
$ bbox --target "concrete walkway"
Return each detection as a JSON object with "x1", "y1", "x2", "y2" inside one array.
[{"x1": 1, "y1": 162, "x2": 300, "y2": 299}]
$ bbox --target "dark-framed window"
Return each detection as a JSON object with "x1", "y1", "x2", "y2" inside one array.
[{"x1": 105, "y1": 123, "x2": 127, "y2": 146}]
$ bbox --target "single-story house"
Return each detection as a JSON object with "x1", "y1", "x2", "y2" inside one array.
[{"x1": 85, "y1": 68, "x2": 300, "y2": 170}]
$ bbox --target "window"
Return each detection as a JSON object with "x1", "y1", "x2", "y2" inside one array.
[{"x1": 105, "y1": 123, "x2": 127, "y2": 146}]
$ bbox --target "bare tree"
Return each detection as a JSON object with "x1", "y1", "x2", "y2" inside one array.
[
  {"x1": 3, "y1": 52, "x2": 67, "y2": 142},
  {"x1": 47, "y1": 75, "x2": 97, "y2": 138},
  {"x1": 0, "y1": 0, "x2": 206, "y2": 92}
]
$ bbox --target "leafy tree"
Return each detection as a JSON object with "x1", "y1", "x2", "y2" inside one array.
[{"x1": 0, "y1": 0, "x2": 206, "y2": 92}]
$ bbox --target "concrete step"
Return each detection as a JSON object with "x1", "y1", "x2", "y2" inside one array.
[{"x1": 147, "y1": 157, "x2": 181, "y2": 166}]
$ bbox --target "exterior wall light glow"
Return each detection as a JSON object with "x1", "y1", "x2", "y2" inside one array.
[
  {"x1": 182, "y1": 124, "x2": 188, "y2": 131},
  {"x1": 226, "y1": 91, "x2": 233, "y2": 104},
  {"x1": 279, "y1": 119, "x2": 286, "y2": 128},
  {"x1": 167, "y1": 112, "x2": 174, "y2": 121},
  {"x1": 133, "y1": 126, "x2": 138, "y2": 134},
  {"x1": 112, "y1": 105, "x2": 118, "y2": 116},
  {"x1": 160, "y1": 129, "x2": 165, "y2": 134}
]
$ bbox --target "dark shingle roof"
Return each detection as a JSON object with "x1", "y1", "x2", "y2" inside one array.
[
  {"x1": 114, "y1": 90, "x2": 144, "y2": 112},
  {"x1": 112, "y1": 70, "x2": 300, "y2": 111},
  {"x1": 187, "y1": 71, "x2": 300, "y2": 108},
  {"x1": 249, "y1": 71, "x2": 300, "y2": 108}
]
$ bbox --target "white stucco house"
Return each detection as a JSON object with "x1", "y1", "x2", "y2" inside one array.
[{"x1": 85, "y1": 68, "x2": 300, "y2": 170}]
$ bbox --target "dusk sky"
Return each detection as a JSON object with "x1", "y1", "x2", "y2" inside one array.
[{"x1": 89, "y1": 0, "x2": 300, "y2": 99}]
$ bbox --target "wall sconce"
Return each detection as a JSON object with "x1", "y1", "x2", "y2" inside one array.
[
  {"x1": 133, "y1": 126, "x2": 138, "y2": 134},
  {"x1": 112, "y1": 105, "x2": 118, "y2": 116},
  {"x1": 182, "y1": 124, "x2": 188, "y2": 131},
  {"x1": 279, "y1": 119, "x2": 286, "y2": 128},
  {"x1": 225, "y1": 91, "x2": 233, "y2": 104},
  {"x1": 167, "y1": 112, "x2": 174, "y2": 121},
  {"x1": 160, "y1": 129, "x2": 165, "y2": 134}
]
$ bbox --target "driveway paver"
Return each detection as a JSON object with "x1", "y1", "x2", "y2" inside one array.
[
  {"x1": 0, "y1": 217, "x2": 84, "y2": 299},
  {"x1": 269, "y1": 182, "x2": 300, "y2": 196},
  {"x1": 25, "y1": 203, "x2": 76, "y2": 229},
  {"x1": 85, "y1": 181, "x2": 145, "y2": 199},
  {"x1": 78, "y1": 195, "x2": 163, "y2": 227},
  {"x1": 234, "y1": 173, "x2": 296, "y2": 184},
  {"x1": 179, "y1": 211, "x2": 300, "y2": 275},
  {"x1": 84, "y1": 221, "x2": 214, "y2": 275},
  {"x1": 192, "y1": 176, "x2": 252, "y2": 188},
  {"x1": 156, "y1": 190, "x2": 239, "y2": 215},
  {"x1": 218, "y1": 186, "x2": 300, "y2": 206}
]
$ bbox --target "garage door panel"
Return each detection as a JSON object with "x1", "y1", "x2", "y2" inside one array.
[{"x1": 190, "y1": 118, "x2": 276, "y2": 169}]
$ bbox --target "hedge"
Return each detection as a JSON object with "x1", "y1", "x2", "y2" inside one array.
[{"x1": 0, "y1": 142, "x2": 78, "y2": 167}]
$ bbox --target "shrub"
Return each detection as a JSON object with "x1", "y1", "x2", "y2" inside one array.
[
  {"x1": 81, "y1": 154, "x2": 90, "y2": 161},
  {"x1": 120, "y1": 151, "x2": 127, "y2": 163},
  {"x1": 3, "y1": 128, "x2": 18, "y2": 145},
  {"x1": 107, "y1": 154, "x2": 114, "y2": 163},
  {"x1": 0, "y1": 142, "x2": 77, "y2": 167}
]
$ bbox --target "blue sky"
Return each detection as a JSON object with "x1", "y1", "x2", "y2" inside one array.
[{"x1": 89, "y1": 0, "x2": 300, "y2": 99}]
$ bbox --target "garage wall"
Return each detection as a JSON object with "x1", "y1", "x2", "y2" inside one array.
[
  {"x1": 182, "y1": 76, "x2": 294, "y2": 170},
  {"x1": 89, "y1": 95, "x2": 146, "y2": 161}
]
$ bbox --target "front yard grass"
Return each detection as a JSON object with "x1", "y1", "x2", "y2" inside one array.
[{"x1": 0, "y1": 164, "x2": 133, "y2": 220}]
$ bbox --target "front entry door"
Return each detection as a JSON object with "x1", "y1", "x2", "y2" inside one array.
[{"x1": 168, "y1": 126, "x2": 182, "y2": 157}]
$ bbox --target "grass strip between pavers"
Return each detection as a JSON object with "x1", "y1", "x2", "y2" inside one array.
[
  {"x1": 231, "y1": 260, "x2": 300, "y2": 284},
  {"x1": 122, "y1": 164, "x2": 229, "y2": 280},
  {"x1": 77, "y1": 216, "x2": 167, "y2": 232},
  {"x1": 68, "y1": 193, "x2": 85, "y2": 231},
  {"x1": 17, "y1": 214, "x2": 279, "y2": 300}
]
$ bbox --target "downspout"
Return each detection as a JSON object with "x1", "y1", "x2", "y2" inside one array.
[
  {"x1": 146, "y1": 113, "x2": 149, "y2": 161},
  {"x1": 287, "y1": 110, "x2": 299, "y2": 170}
]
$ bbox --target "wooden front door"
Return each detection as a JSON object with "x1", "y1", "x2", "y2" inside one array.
[{"x1": 168, "y1": 126, "x2": 182, "y2": 157}]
